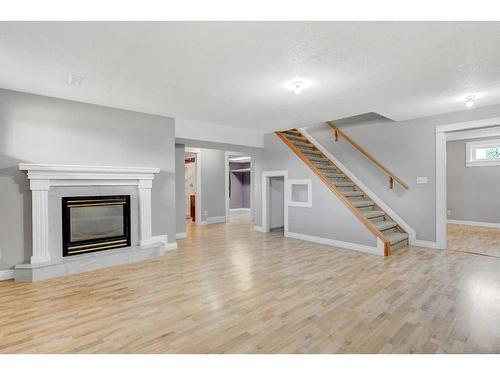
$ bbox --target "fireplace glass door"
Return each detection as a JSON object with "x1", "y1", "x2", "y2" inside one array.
[{"x1": 62, "y1": 195, "x2": 131, "y2": 256}]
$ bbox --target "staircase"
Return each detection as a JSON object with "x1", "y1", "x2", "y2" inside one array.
[{"x1": 276, "y1": 129, "x2": 408, "y2": 256}]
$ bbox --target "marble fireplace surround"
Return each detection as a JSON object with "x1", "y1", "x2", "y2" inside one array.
[{"x1": 15, "y1": 164, "x2": 173, "y2": 282}]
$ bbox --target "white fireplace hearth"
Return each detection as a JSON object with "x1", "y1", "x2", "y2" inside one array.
[{"x1": 15, "y1": 164, "x2": 175, "y2": 282}]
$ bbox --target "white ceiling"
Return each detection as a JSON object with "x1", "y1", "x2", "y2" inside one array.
[{"x1": 1, "y1": 21, "x2": 500, "y2": 133}]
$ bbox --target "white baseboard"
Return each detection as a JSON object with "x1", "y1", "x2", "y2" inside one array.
[
  {"x1": 300, "y1": 128, "x2": 417, "y2": 242},
  {"x1": 0, "y1": 269, "x2": 15, "y2": 281},
  {"x1": 230, "y1": 208, "x2": 251, "y2": 212},
  {"x1": 286, "y1": 231, "x2": 383, "y2": 256},
  {"x1": 447, "y1": 219, "x2": 500, "y2": 229},
  {"x1": 165, "y1": 242, "x2": 178, "y2": 251},
  {"x1": 176, "y1": 232, "x2": 187, "y2": 239},
  {"x1": 253, "y1": 225, "x2": 265, "y2": 232},
  {"x1": 141, "y1": 234, "x2": 168, "y2": 247},
  {"x1": 411, "y1": 239, "x2": 442, "y2": 249},
  {"x1": 205, "y1": 216, "x2": 227, "y2": 225}
]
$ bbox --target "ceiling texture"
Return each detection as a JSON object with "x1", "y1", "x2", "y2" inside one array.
[{"x1": 1, "y1": 21, "x2": 500, "y2": 133}]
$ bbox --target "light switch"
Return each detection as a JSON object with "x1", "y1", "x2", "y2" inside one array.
[{"x1": 416, "y1": 176, "x2": 428, "y2": 184}]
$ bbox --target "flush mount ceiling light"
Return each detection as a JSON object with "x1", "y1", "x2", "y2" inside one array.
[
  {"x1": 292, "y1": 81, "x2": 305, "y2": 95},
  {"x1": 457, "y1": 93, "x2": 481, "y2": 109},
  {"x1": 67, "y1": 75, "x2": 85, "y2": 87},
  {"x1": 285, "y1": 78, "x2": 312, "y2": 95},
  {"x1": 465, "y1": 95, "x2": 476, "y2": 108}
]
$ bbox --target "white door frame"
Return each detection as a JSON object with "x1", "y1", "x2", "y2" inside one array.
[
  {"x1": 185, "y1": 147, "x2": 203, "y2": 225},
  {"x1": 435, "y1": 116, "x2": 500, "y2": 249},
  {"x1": 225, "y1": 152, "x2": 253, "y2": 220},
  {"x1": 261, "y1": 170, "x2": 288, "y2": 233}
]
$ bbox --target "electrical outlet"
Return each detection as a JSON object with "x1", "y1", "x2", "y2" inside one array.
[
  {"x1": 204, "y1": 210, "x2": 208, "y2": 217},
  {"x1": 447, "y1": 210, "x2": 451, "y2": 216}
]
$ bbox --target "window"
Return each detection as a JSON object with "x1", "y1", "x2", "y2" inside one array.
[
  {"x1": 466, "y1": 139, "x2": 500, "y2": 167},
  {"x1": 287, "y1": 179, "x2": 312, "y2": 207}
]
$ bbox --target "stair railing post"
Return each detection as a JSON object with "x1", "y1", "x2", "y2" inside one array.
[{"x1": 389, "y1": 176, "x2": 394, "y2": 189}]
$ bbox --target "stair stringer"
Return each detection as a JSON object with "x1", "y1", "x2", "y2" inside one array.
[
  {"x1": 299, "y1": 127, "x2": 417, "y2": 245},
  {"x1": 275, "y1": 131, "x2": 389, "y2": 255}
]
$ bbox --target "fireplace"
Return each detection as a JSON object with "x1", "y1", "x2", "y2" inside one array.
[{"x1": 62, "y1": 195, "x2": 131, "y2": 256}]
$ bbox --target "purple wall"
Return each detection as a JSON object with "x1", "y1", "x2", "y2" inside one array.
[{"x1": 229, "y1": 162, "x2": 251, "y2": 209}]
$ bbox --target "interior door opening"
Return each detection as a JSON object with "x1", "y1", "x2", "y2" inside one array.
[{"x1": 268, "y1": 176, "x2": 285, "y2": 233}]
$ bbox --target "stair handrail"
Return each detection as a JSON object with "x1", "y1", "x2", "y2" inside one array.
[
  {"x1": 326, "y1": 121, "x2": 409, "y2": 190},
  {"x1": 275, "y1": 130, "x2": 392, "y2": 256}
]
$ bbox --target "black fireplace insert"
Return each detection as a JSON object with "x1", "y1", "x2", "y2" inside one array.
[{"x1": 62, "y1": 195, "x2": 131, "y2": 256}]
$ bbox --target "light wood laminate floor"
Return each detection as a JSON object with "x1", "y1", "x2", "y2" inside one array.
[
  {"x1": 1, "y1": 216, "x2": 500, "y2": 353},
  {"x1": 448, "y1": 223, "x2": 500, "y2": 258}
]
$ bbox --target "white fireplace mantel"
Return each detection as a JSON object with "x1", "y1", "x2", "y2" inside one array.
[{"x1": 19, "y1": 163, "x2": 160, "y2": 265}]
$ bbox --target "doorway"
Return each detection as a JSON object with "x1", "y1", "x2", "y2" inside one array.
[
  {"x1": 226, "y1": 153, "x2": 253, "y2": 223},
  {"x1": 436, "y1": 119, "x2": 500, "y2": 251},
  {"x1": 445, "y1": 127, "x2": 500, "y2": 257},
  {"x1": 268, "y1": 176, "x2": 285, "y2": 232},
  {"x1": 261, "y1": 170, "x2": 288, "y2": 233},
  {"x1": 184, "y1": 148, "x2": 202, "y2": 227}
]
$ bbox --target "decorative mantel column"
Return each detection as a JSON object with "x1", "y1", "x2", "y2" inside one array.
[
  {"x1": 138, "y1": 179, "x2": 153, "y2": 246},
  {"x1": 29, "y1": 179, "x2": 51, "y2": 264},
  {"x1": 19, "y1": 164, "x2": 161, "y2": 266}
]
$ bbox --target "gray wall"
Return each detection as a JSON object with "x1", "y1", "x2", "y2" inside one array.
[
  {"x1": 253, "y1": 134, "x2": 377, "y2": 247},
  {"x1": 447, "y1": 137, "x2": 500, "y2": 223},
  {"x1": 175, "y1": 144, "x2": 186, "y2": 234},
  {"x1": 0, "y1": 89, "x2": 176, "y2": 271},
  {"x1": 306, "y1": 104, "x2": 500, "y2": 242},
  {"x1": 200, "y1": 148, "x2": 226, "y2": 221}
]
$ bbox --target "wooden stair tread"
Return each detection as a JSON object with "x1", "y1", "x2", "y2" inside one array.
[
  {"x1": 342, "y1": 190, "x2": 364, "y2": 197},
  {"x1": 335, "y1": 182, "x2": 356, "y2": 187},
  {"x1": 276, "y1": 130, "x2": 408, "y2": 256},
  {"x1": 352, "y1": 200, "x2": 375, "y2": 208},
  {"x1": 364, "y1": 210, "x2": 385, "y2": 219},
  {"x1": 375, "y1": 221, "x2": 398, "y2": 231},
  {"x1": 385, "y1": 231, "x2": 409, "y2": 245}
]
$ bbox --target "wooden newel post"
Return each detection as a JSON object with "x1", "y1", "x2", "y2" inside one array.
[
  {"x1": 389, "y1": 176, "x2": 394, "y2": 189},
  {"x1": 334, "y1": 129, "x2": 338, "y2": 142}
]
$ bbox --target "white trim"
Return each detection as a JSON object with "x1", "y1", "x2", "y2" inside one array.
[
  {"x1": 141, "y1": 234, "x2": 168, "y2": 247},
  {"x1": 165, "y1": 242, "x2": 178, "y2": 251},
  {"x1": 146, "y1": 234, "x2": 177, "y2": 251},
  {"x1": 261, "y1": 170, "x2": 288, "y2": 233},
  {"x1": 435, "y1": 117, "x2": 500, "y2": 251},
  {"x1": 447, "y1": 219, "x2": 500, "y2": 229},
  {"x1": 19, "y1": 163, "x2": 160, "y2": 264},
  {"x1": 436, "y1": 131, "x2": 447, "y2": 249},
  {"x1": 0, "y1": 270, "x2": 14, "y2": 281},
  {"x1": 18, "y1": 163, "x2": 160, "y2": 174},
  {"x1": 176, "y1": 232, "x2": 187, "y2": 239},
  {"x1": 229, "y1": 208, "x2": 251, "y2": 212},
  {"x1": 205, "y1": 216, "x2": 227, "y2": 224},
  {"x1": 465, "y1": 138, "x2": 500, "y2": 167},
  {"x1": 446, "y1": 126, "x2": 500, "y2": 141},
  {"x1": 300, "y1": 128, "x2": 419, "y2": 243},
  {"x1": 286, "y1": 231, "x2": 383, "y2": 256},
  {"x1": 287, "y1": 179, "x2": 312, "y2": 208},
  {"x1": 411, "y1": 239, "x2": 442, "y2": 249},
  {"x1": 435, "y1": 117, "x2": 500, "y2": 133}
]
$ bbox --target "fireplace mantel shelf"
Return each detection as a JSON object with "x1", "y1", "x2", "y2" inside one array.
[
  {"x1": 19, "y1": 163, "x2": 160, "y2": 185},
  {"x1": 18, "y1": 163, "x2": 163, "y2": 276}
]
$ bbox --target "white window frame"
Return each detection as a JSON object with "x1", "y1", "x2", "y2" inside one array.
[
  {"x1": 466, "y1": 138, "x2": 500, "y2": 167},
  {"x1": 287, "y1": 179, "x2": 312, "y2": 208}
]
